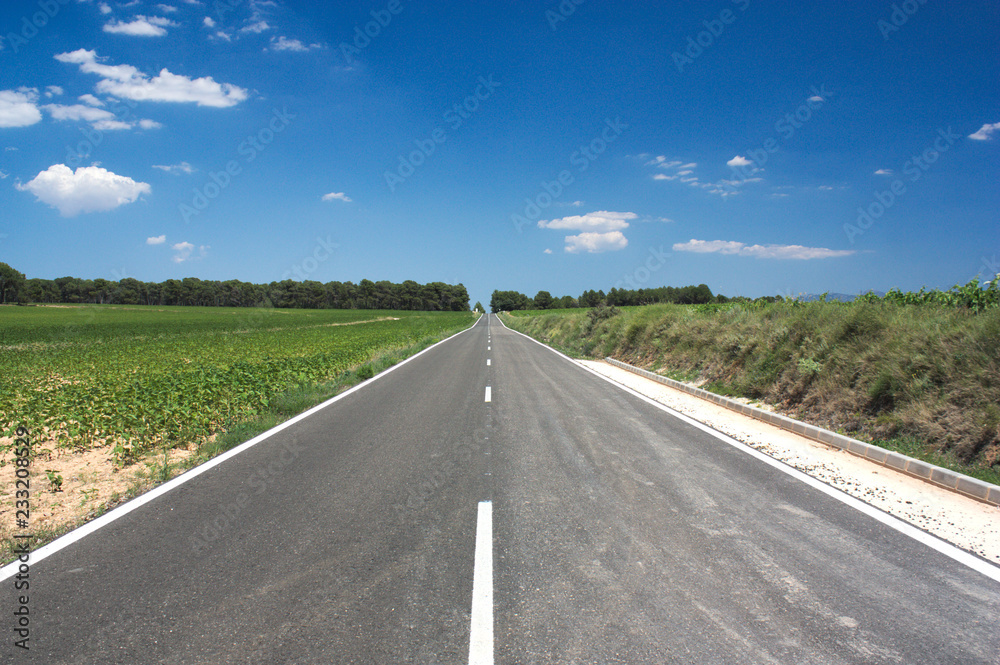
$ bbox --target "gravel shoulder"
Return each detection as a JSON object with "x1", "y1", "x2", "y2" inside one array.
[{"x1": 579, "y1": 359, "x2": 1000, "y2": 564}]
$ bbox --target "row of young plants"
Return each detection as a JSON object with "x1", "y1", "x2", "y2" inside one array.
[{"x1": 0, "y1": 306, "x2": 475, "y2": 464}]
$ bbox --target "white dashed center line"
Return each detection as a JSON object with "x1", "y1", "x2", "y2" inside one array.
[{"x1": 468, "y1": 501, "x2": 494, "y2": 665}]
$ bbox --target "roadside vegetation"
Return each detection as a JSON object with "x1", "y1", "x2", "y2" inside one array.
[
  {"x1": 501, "y1": 279, "x2": 1000, "y2": 485},
  {"x1": 0, "y1": 305, "x2": 476, "y2": 562}
]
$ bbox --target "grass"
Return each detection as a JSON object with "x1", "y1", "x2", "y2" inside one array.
[{"x1": 501, "y1": 301, "x2": 1000, "y2": 483}]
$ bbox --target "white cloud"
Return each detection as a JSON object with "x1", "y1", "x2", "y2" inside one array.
[
  {"x1": 99, "y1": 2, "x2": 112, "y2": 14},
  {"x1": 147, "y1": 235, "x2": 166, "y2": 245},
  {"x1": 240, "y1": 20, "x2": 271, "y2": 33},
  {"x1": 808, "y1": 95, "x2": 823, "y2": 103},
  {"x1": 321, "y1": 191, "x2": 351, "y2": 202},
  {"x1": 968, "y1": 122, "x2": 1000, "y2": 141},
  {"x1": 16, "y1": 164, "x2": 151, "y2": 217},
  {"x1": 565, "y1": 231, "x2": 628, "y2": 254},
  {"x1": 172, "y1": 241, "x2": 194, "y2": 261},
  {"x1": 543, "y1": 248, "x2": 553, "y2": 254},
  {"x1": 213, "y1": 30, "x2": 233, "y2": 41},
  {"x1": 537, "y1": 210, "x2": 636, "y2": 233},
  {"x1": 171, "y1": 241, "x2": 208, "y2": 262},
  {"x1": 55, "y1": 49, "x2": 248, "y2": 108},
  {"x1": 680, "y1": 162, "x2": 697, "y2": 169},
  {"x1": 79, "y1": 94, "x2": 104, "y2": 107},
  {"x1": 874, "y1": 168, "x2": 893, "y2": 175},
  {"x1": 270, "y1": 36, "x2": 320, "y2": 52},
  {"x1": 43, "y1": 103, "x2": 159, "y2": 131},
  {"x1": 44, "y1": 103, "x2": 116, "y2": 123},
  {"x1": 153, "y1": 161, "x2": 195, "y2": 174},
  {"x1": 103, "y1": 16, "x2": 179, "y2": 37},
  {"x1": 93, "y1": 119, "x2": 135, "y2": 131},
  {"x1": 646, "y1": 156, "x2": 681, "y2": 168},
  {"x1": 0, "y1": 89, "x2": 42, "y2": 127},
  {"x1": 45, "y1": 85, "x2": 64, "y2": 98},
  {"x1": 672, "y1": 238, "x2": 854, "y2": 260},
  {"x1": 156, "y1": 4, "x2": 178, "y2": 12},
  {"x1": 0, "y1": 170, "x2": 8, "y2": 179},
  {"x1": 203, "y1": 16, "x2": 215, "y2": 27},
  {"x1": 652, "y1": 173, "x2": 675, "y2": 181},
  {"x1": 727, "y1": 155, "x2": 753, "y2": 168}
]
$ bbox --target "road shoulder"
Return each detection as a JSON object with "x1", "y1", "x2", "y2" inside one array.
[{"x1": 579, "y1": 359, "x2": 1000, "y2": 565}]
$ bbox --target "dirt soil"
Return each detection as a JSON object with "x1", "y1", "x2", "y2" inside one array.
[
  {"x1": 580, "y1": 359, "x2": 1000, "y2": 564},
  {"x1": 0, "y1": 439, "x2": 195, "y2": 544}
]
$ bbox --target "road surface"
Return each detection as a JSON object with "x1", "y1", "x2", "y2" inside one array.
[{"x1": 4, "y1": 313, "x2": 998, "y2": 664}]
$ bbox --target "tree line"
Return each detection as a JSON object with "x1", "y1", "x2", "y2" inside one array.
[
  {"x1": 490, "y1": 284, "x2": 718, "y2": 312},
  {"x1": 0, "y1": 263, "x2": 470, "y2": 311}
]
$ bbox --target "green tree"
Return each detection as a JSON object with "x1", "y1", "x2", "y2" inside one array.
[
  {"x1": 533, "y1": 290, "x2": 553, "y2": 309},
  {"x1": 0, "y1": 262, "x2": 26, "y2": 304},
  {"x1": 473, "y1": 301, "x2": 484, "y2": 312}
]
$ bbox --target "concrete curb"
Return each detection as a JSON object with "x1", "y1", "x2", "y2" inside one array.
[{"x1": 604, "y1": 357, "x2": 1000, "y2": 507}]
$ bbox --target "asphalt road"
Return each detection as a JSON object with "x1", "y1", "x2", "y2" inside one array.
[{"x1": 4, "y1": 313, "x2": 999, "y2": 664}]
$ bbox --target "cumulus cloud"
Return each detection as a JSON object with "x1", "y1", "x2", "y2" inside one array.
[
  {"x1": 16, "y1": 164, "x2": 151, "y2": 217},
  {"x1": 727, "y1": 155, "x2": 753, "y2": 168},
  {"x1": 171, "y1": 241, "x2": 208, "y2": 262},
  {"x1": 45, "y1": 85, "x2": 64, "y2": 98},
  {"x1": 203, "y1": 16, "x2": 215, "y2": 27},
  {"x1": 321, "y1": 191, "x2": 351, "y2": 202},
  {"x1": 78, "y1": 94, "x2": 104, "y2": 107},
  {"x1": 543, "y1": 248, "x2": 553, "y2": 254},
  {"x1": 968, "y1": 122, "x2": 1000, "y2": 141},
  {"x1": 539, "y1": 211, "x2": 635, "y2": 254},
  {"x1": 537, "y1": 210, "x2": 636, "y2": 233},
  {"x1": 147, "y1": 235, "x2": 166, "y2": 245},
  {"x1": 98, "y1": 2, "x2": 112, "y2": 14},
  {"x1": 104, "y1": 15, "x2": 179, "y2": 37},
  {"x1": 156, "y1": 4, "x2": 178, "y2": 12},
  {"x1": 565, "y1": 231, "x2": 628, "y2": 254},
  {"x1": 672, "y1": 238, "x2": 854, "y2": 260},
  {"x1": 0, "y1": 89, "x2": 42, "y2": 128},
  {"x1": 874, "y1": 168, "x2": 893, "y2": 175},
  {"x1": 55, "y1": 49, "x2": 248, "y2": 108},
  {"x1": 153, "y1": 161, "x2": 195, "y2": 174}
]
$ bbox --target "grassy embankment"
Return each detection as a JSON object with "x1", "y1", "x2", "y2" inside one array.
[{"x1": 502, "y1": 301, "x2": 1000, "y2": 485}]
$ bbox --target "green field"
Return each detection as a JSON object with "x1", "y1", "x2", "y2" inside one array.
[{"x1": 0, "y1": 305, "x2": 475, "y2": 463}]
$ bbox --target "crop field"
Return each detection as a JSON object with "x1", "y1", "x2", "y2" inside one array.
[{"x1": 0, "y1": 305, "x2": 475, "y2": 463}]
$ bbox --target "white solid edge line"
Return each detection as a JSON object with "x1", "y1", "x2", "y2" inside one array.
[
  {"x1": 494, "y1": 315, "x2": 1000, "y2": 583},
  {"x1": 0, "y1": 313, "x2": 485, "y2": 582},
  {"x1": 485, "y1": 386, "x2": 492, "y2": 402},
  {"x1": 487, "y1": 359, "x2": 491, "y2": 366},
  {"x1": 469, "y1": 500, "x2": 494, "y2": 665}
]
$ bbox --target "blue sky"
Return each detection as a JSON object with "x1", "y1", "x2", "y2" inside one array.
[{"x1": 1, "y1": 0, "x2": 998, "y2": 305}]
